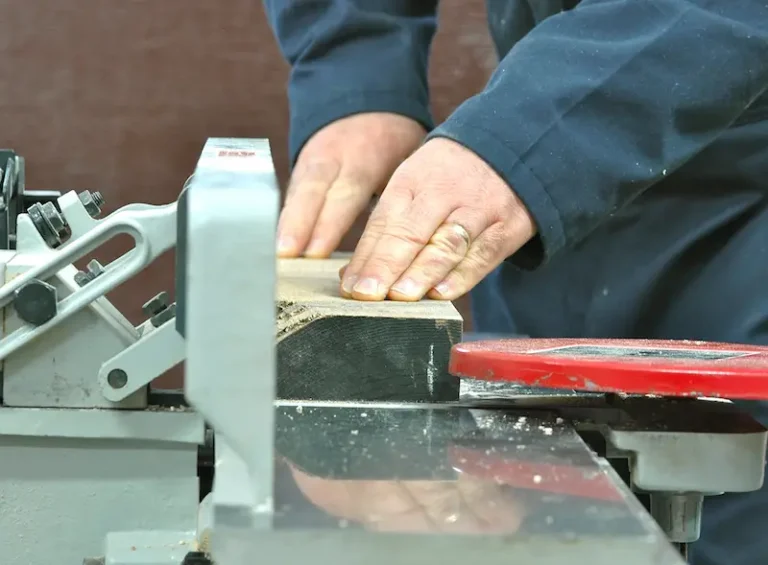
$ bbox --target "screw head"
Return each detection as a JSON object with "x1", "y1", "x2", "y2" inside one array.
[
  {"x1": 107, "y1": 369, "x2": 128, "y2": 389},
  {"x1": 14, "y1": 279, "x2": 58, "y2": 326}
]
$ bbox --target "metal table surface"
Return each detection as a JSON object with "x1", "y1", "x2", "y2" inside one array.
[{"x1": 214, "y1": 400, "x2": 686, "y2": 565}]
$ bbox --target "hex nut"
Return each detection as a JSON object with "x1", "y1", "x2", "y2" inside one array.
[
  {"x1": 27, "y1": 203, "x2": 63, "y2": 248},
  {"x1": 79, "y1": 190, "x2": 105, "y2": 219},
  {"x1": 40, "y1": 201, "x2": 69, "y2": 240}
]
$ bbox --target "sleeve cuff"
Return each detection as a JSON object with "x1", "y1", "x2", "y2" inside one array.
[
  {"x1": 426, "y1": 120, "x2": 566, "y2": 270},
  {"x1": 289, "y1": 90, "x2": 435, "y2": 168}
]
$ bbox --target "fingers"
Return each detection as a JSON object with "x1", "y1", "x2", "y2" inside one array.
[
  {"x1": 304, "y1": 179, "x2": 376, "y2": 258},
  {"x1": 344, "y1": 199, "x2": 491, "y2": 301},
  {"x1": 387, "y1": 219, "x2": 476, "y2": 301},
  {"x1": 278, "y1": 160, "x2": 377, "y2": 258},
  {"x1": 343, "y1": 189, "x2": 463, "y2": 300},
  {"x1": 339, "y1": 187, "x2": 419, "y2": 297},
  {"x1": 427, "y1": 223, "x2": 508, "y2": 300},
  {"x1": 454, "y1": 476, "x2": 526, "y2": 533},
  {"x1": 277, "y1": 159, "x2": 339, "y2": 257},
  {"x1": 342, "y1": 218, "x2": 509, "y2": 302}
]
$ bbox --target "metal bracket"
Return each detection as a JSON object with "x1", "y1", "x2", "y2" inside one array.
[
  {"x1": 576, "y1": 396, "x2": 767, "y2": 544},
  {"x1": 99, "y1": 317, "x2": 186, "y2": 402},
  {"x1": 597, "y1": 397, "x2": 767, "y2": 494}
]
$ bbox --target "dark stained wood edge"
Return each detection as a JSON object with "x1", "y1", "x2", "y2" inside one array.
[{"x1": 277, "y1": 257, "x2": 463, "y2": 402}]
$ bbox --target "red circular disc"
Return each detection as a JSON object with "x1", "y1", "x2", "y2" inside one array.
[{"x1": 449, "y1": 338, "x2": 768, "y2": 400}]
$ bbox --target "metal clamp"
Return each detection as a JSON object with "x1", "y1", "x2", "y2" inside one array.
[{"x1": 0, "y1": 193, "x2": 177, "y2": 363}]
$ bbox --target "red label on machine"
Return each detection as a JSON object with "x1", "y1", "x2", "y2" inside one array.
[{"x1": 217, "y1": 150, "x2": 256, "y2": 158}]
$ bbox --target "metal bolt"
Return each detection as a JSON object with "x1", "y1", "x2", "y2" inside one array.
[
  {"x1": 14, "y1": 279, "x2": 58, "y2": 326},
  {"x1": 142, "y1": 291, "x2": 170, "y2": 317},
  {"x1": 79, "y1": 190, "x2": 105, "y2": 218},
  {"x1": 107, "y1": 369, "x2": 128, "y2": 389},
  {"x1": 74, "y1": 259, "x2": 105, "y2": 287},
  {"x1": 650, "y1": 492, "x2": 703, "y2": 543}
]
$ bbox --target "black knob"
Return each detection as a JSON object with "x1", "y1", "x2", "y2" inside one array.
[{"x1": 181, "y1": 552, "x2": 211, "y2": 565}]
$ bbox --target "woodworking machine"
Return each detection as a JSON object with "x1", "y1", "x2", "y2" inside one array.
[{"x1": 0, "y1": 140, "x2": 765, "y2": 565}]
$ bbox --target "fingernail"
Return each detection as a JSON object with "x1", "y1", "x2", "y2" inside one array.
[
  {"x1": 341, "y1": 274, "x2": 357, "y2": 294},
  {"x1": 432, "y1": 282, "x2": 451, "y2": 298},
  {"x1": 304, "y1": 239, "x2": 326, "y2": 257},
  {"x1": 390, "y1": 278, "x2": 421, "y2": 298},
  {"x1": 352, "y1": 277, "x2": 382, "y2": 298},
  {"x1": 277, "y1": 236, "x2": 295, "y2": 255}
]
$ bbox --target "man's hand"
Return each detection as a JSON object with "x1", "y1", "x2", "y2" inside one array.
[
  {"x1": 277, "y1": 112, "x2": 426, "y2": 258},
  {"x1": 289, "y1": 465, "x2": 526, "y2": 534},
  {"x1": 339, "y1": 138, "x2": 537, "y2": 301}
]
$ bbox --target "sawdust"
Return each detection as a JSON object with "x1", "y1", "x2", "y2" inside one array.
[
  {"x1": 196, "y1": 530, "x2": 210, "y2": 554},
  {"x1": 276, "y1": 300, "x2": 320, "y2": 341},
  {"x1": 145, "y1": 404, "x2": 191, "y2": 412}
]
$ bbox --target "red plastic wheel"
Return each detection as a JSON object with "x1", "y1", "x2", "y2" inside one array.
[{"x1": 449, "y1": 338, "x2": 768, "y2": 400}]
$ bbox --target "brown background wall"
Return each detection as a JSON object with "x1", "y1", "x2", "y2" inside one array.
[{"x1": 0, "y1": 1, "x2": 495, "y2": 386}]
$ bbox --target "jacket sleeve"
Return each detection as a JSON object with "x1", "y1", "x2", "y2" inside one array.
[
  {"x1": 428, "y1": 0, "x2": 768, "y2": 268},
  {"x1": 263, "y1": 0, "x2": 439, "y2": 165}
]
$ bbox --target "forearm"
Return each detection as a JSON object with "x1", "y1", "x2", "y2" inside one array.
[
  {"x1": 429, "y1": 0, "x2": 768, "y2": 267},
  {"x1": 263, "y1": 0, "x2": 439, "y2": 164}
]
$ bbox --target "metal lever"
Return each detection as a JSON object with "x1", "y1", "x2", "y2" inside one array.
[{"x1": 98, "y1": 317, "x2": 186, "y2": 402}]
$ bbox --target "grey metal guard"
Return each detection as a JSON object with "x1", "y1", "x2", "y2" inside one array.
[{"x1": 182, "y1": 138, "x2": 279, "y2": 536}]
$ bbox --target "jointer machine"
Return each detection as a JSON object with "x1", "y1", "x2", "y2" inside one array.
[{"x1": 0, "y1": 139, "x2": 766, "y2": 565}]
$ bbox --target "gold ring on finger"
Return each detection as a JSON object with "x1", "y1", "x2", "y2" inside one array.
[{"x1": 429, "y1": 222, "x2": 472, "y2": 255}]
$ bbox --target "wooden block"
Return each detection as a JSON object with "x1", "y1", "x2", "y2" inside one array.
[{"x1": 277, "y1": 256, "x2": 463, "y2": 402}]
